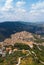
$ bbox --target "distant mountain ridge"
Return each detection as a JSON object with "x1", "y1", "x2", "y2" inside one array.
[{"x1": 0, "y1": 21, "x2": 44, "y2": 41}]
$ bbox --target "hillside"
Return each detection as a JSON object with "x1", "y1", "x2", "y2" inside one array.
[
  {"x1": 0, "y1": 21, "x2": 44, "y2": 41},
  {"x1": 0, "y1": 30, "x2": 44, "y2": 65},
  {"x1": 0, "y1": 31, "x2": 44, "y2": 65},
  {"x1": 0, "y1": 31, "x2": 44, "y2": 46},
  {"x1": 2, "y1": 31, "x2": 33, "y2": 46}
]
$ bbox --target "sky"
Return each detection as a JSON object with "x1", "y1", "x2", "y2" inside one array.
[{"x1": 0, "y1": 0, "x2": 44, "y2": 22}]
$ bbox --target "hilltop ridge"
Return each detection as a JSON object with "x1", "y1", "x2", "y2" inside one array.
[{"x1": 0, "y1": 21, "x2": 44, "y2": 41}]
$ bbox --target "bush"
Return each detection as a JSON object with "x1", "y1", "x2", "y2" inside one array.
[
  {"x1": 0, "y1": 57, "x2": 4, "y2": 63},
  {"x1": 14, "y1": 43, "x2": 30, "y2": 50}
]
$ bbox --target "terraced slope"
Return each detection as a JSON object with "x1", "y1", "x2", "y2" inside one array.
[{"x1": 0, "y1": 43, "x2": 44, "y2": 65}]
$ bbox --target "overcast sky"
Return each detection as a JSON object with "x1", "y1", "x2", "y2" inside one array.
[{"x1": 0, "y1": 0, "x2": 44, "y2": 22}]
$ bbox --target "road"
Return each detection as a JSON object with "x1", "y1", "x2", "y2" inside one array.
[{"x1": 16, "y1": 57, "x2": 21, "y2": 65}]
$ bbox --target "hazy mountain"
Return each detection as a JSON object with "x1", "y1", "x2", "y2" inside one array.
[{"x1": 0, "y1": 21, "x2": 44, "y2": 41}]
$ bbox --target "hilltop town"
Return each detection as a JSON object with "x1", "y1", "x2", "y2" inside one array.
[
  {"x1": 0, "y1": 31, "x2": 44, "y2": 65},
  {"x1": 0, "y1": 31, "x2": 44, "y2": 56}
]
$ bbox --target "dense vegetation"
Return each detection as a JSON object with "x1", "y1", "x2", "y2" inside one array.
[{"x1": 14, "y1": 43, "x2": 30, "y2": 50}]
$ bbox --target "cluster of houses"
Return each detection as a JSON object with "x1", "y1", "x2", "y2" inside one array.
[
  {"x1": 0, "y1": 45, "x2": 29, "y2": 57},
  {"x1": 0, "y1": 43, "x2": 18, "y2": 57},
  {"x1": 0, "y1": 42, "x2": 33, "y2": 58},
  {"x1": 0, "y1": 46, "x2": 6, "y2": 57}
]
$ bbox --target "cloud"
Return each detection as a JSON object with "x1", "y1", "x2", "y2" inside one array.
[
  {"x1": 2, "y1": 0, "x2": 13, "y2": 11},
  {"x1": 14, "y1": 1, "x2": 26, "y2": 13},
  {"x1": 0, "y1": 0, "x2": 26, "y2": 22},
  {"x1": 28, "y1": 1, "x2": 44, "y2": 22},
  {"x1": 0, "y1": 0, "x2": 44, "y2": 22},
  {"x1": 31, "y1": 1, "x2": 44, "y2": 10},
  {"x1": 16, "y1": 1, "x2": 26, "y2": 7}
]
